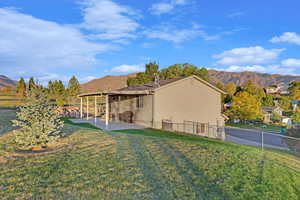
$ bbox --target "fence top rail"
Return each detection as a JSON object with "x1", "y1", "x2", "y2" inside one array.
[{"x1": 262, "y1": 131, "x2": 300, "y2": 141}]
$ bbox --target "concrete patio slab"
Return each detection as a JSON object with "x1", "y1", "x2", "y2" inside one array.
[{"x1": 70, "y1": 118, "x2": 146, "y2": 131}]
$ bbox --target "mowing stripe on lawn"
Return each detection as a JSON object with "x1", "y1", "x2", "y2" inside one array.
[
  {"x1": 111, "y1": 133, "x2": 155, "y2": 200},
  {"x1": 157, "y1": 140, "x2": 230, "y2": 200},
  {"x1": 126, "y1": 134, "x2": 174, "y2": 200}
]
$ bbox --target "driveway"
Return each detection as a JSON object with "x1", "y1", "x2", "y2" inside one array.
[
  {"x1": 71, "y1": 118, "x2": 145, "y2": 131},
  {"x1": 225, "y1": 127, "x2": 289, "y2": 150}
]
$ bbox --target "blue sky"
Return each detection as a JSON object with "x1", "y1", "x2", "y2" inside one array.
[{"x1": 1, "y1": 0, "x2": 300, "y2": 84}]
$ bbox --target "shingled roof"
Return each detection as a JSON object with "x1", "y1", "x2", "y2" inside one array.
[
  {"x1": 118, "y1": 77, "x2": 184, "y2": 91},
  {"x1": 78, "y1": 75, "x2": 226, "y2": 97}
]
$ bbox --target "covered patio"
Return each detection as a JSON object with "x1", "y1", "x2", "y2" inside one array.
[
  {"x1": 77, "y1": 90, "x2": 151, "y2": 130},
  {"x1": 70, "y1": 118, "x2": 145, "y2": 131}
]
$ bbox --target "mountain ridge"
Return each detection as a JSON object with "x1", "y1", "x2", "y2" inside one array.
[
  {"x1": 80, "y1": 70, "x2": 300, "y2": 93},
  {"x1": 0, "y1": 75, "x2": 17, "y2": 89}
]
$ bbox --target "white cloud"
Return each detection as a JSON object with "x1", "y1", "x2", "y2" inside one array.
[
  {"x1": 281, "y1": 58, "x2": 300, "y2": 67},
  {"x1": 213, "y1": 46, "x2": 285, "y2": 65},
  {"x1": 144, "y1": 28, "x2": 199, "y2": 43},
  {"x1": 0, "y1": 8, "x2": 114, "y2": 79},
  {"x1": 150, "y1": 3, "x2": 174, "y2": 15},
  {"x1": 141, "y1": 42, "x2": 154, "y2": 48},
  {"x1": 111, "y1": 64, "x2": 144, "y2": 73},
  {"x1": 216, "y1": 64, "x2": 296, "y2": 75},
  {"x1": 80, "y1": 76, "x2": 98, "y2": 83},
  {"x1": 270, "y1": 32, "x2": 300, "y2": 45},
  {"x1": 150, "y1": 0, "x2": 187, "y2": 15},
  {"x1": 143, "y1": 25, "x2": 219, "y2": 43},
  {"x1": 80, "y1": 0, "x2": 140, "y2": 40},
  {"x1": 222, "y1": 65, "x2": 266, "y2": 72},
  {"x1": 227, "y1": 11, "x2": 245, "y2": 19},
  {"x1": 215, "y1": 58, "x2": 300, "y2": 75}
]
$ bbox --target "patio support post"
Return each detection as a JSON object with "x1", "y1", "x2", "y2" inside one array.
[
  {"x1": 94, "y1": 96, "x2": 97, "y2": 123},
  {"x1": 106, "y1": 95, "x2": 109, "y2": 126},
  {"x1": 80, "y1": 97, "x2": 83, "y2": 119},
  {"x1": 86, "y1": 96, "x2": 89, "y2": 120}
]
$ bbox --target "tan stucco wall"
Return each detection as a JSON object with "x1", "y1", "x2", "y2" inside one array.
[
  {"x1": 109, "y1": 95, "x2": 153, "y2": 127},
  {"x1": 153, "y1": 77, "x2": 224, "y2": 126}
]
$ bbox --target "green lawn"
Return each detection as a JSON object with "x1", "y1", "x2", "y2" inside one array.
[
  {"x1": 60, "y1": 117, "x2": 101, "y2": 130},
  {"x1": 1, "y1": 110, "x2": 300, "y2": 199},
  {"x1": 0, "y1": 109, "x2": 17, "y2": 134}
]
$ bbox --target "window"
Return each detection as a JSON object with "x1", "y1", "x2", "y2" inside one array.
[
  {"x1": 196, "y1": 123, "x2": 206, "y2": 133},
  {"x1": 162, "y1": 120, "x2": 173, "y2": 131},
  {"x1": 121, "y1": 95, "x2": 128, "y2": 100},
  {"x1": 136, "y1": 96, "x2": 144, "y2": 108}
]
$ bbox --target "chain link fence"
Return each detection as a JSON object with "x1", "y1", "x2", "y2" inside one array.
[
  {"x1": 225, "y1": 127, "x2": 300, "y2": 157},
  {"x1": 134, "y1": 120, "x2": 225, "y2": 140}
]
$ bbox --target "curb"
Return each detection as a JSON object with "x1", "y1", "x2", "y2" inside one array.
[{"x1": 225, "y1": 126, "x2": 280, "y2": 134}]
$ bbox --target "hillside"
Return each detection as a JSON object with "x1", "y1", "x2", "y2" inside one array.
[
  {"x1": 81, "y1": 73, "x2": 136, "y2": 93},
  {"x1": 0, "y1": 75, "x2": 17, "y2": 89},
  {"x1": 208, "y1": 70, "x2": 300, "y2": 87},
  {"x1": 81, "y1": 70, "x2": 300, "y2": 92}
]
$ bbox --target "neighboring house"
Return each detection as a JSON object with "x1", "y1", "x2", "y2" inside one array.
[
  {"x1": 223, "y1": 102, "x2": 233, "y2": 111},
  {"x1": 262, "y1": 106, "x2": 283, "y2": 123},
  {"x1": 265, "y1": 83, "x2": 289, "y2": 95},
  {"x1": 107, "y1": 75, "x2": 227, "y2": 139},
  {"x1": 279, "y1": 90, "x2": 289, "y2": 95},
  {"x1": 266, "y1": 85, "x2": 281, "y2": 94},
  {"x1": 291, "y1": 100, "x2": 299, "y2": 112},
  {"x1": 282, "y1": 117, "x2": 292, "y2": 126}
]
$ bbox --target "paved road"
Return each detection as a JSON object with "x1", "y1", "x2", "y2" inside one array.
[{"x1": 225, "y1": 127, "x2": 288, "y2": 150}]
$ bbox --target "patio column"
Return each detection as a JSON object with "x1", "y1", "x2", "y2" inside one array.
[
  {"x1": 94, "y1": 96, "x2": 97, "y2": 124},
  {"x1": 105, "y1": 95, "x2": 109, "y2": 126},
  {"x1": 86, "y1": 96, "x2": 89, "y2": 120},
  {"x1": 80, "y1": 97, "x2": 83, "y2": 119}
]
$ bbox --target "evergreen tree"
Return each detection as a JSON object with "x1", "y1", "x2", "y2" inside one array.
[
  {"x1": 28, "y1": 77, "x2": 36, "y2": 91},
  {"x1": 11, "y1": 89, "x2": 64, "y2": 150},
  {"x1": 16, "y1": 77, "x2": 26, "y2": 98},
  {"x1": 145, "y1": 62, "x2": 159, "y2": 77},
  {"x1": 47, "y1": 80, "x2": 66, "y2": 107},
  {"x1": 67, "y1": 76, "x2": 81, "y2": 104}
]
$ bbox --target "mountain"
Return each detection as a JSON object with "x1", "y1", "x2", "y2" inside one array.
[
  {"x1": 0, "y1": 75, "x2": 17, "y2": 89},
  {"x1": 208, "y1": 70, "x2": 300, "y2": 88},
  {"x1": 81, "y1": 73, "x2": 137, "y2": 93},
  {"x1": 81, "y1": 70, "x2": 300, "y2": 93}
]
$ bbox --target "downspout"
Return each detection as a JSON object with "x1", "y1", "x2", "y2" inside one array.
[{"x1": 151, "y1": 91, "x2": 155, "y2": 128}]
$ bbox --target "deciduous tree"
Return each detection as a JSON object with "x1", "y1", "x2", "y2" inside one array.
[{"x1": 227, "y1": 91, "x2": 262, "y2": 121}]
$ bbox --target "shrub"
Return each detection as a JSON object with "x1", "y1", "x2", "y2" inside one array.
[{"x1": 11, "y1": 89, "x2": 64, "y2": 150}]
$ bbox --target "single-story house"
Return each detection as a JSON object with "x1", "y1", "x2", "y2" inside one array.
[{"x1": 79, "y1": 75, "x2": 227, "y2": 139}]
